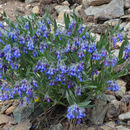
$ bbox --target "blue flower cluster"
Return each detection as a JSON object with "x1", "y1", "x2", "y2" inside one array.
[
  {"x1": 107, "y1": 80, "x2": 119, "y2": 92},
  {"x1": 0, "y1": 15, "x2": 129, "y2": 124},
  {"x1": 66, "y1": 104, "x2": 86, "y2": 124},
  {"x1": 104, "y1": 58, "x2": 118, "y2": 66},
  {"x1": 124, "y1": 44, "x2": 130, "y2": 59},
  {"x1": 0, "y1": 79, "x2": 38, "y2": 103},
  {"x1": 111, "y1": 33, "x2": 123, "y2": 48}
]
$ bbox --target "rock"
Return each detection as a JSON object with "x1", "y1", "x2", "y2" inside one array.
[
  {"x1": 104, "y1": 19, "x2": 120, "y2": 26},
  {"x1": 10, "y1": 119, "x2": 31, "y2": 130},
  {"x1": 113, "y1": 49, "x2": 119, "y2": 58},
  {"x1": 5, "y1": 106, "x2": 17, "y2": 115},
  {"x1": 101, "y1": 121, "x2": 115, "y2": 130},
  {"x1": 3, "y1": 22, "x2": 8, "y2": 27},
  {"x1": 13, "y1": 100, "x2": 34, "y2": 123},
  {"x1": 0, "y1": 102, "x2": 12, "y2": 114},
  {"x1": 82, "y1": 0, "x2": 89, "y2": 8},
  {"x1": 32, "y1": 6, "x2": 39, "y2": 14},
  {"x1": 115, "y1": 80, "x2": 126, "y2": 98},
  {"x1": 125, "y1": 0, "x2": 130, "y2": 8},
  {"x1": 0, "y1": 114, "x2": 15, "y2": 125},
  {"x1": 128, "y1": 8, "x2": 130, "y2": 14},
  {"x1": 29, "y1": 102, "x2": 43, "y2": 122},
  {"x1": 127, "y1": 31, "x2": 130, "y2": 39},
  {"x1": 91, "y1": 33, "x2": 100, "y2": 42},
  {"x1": 95, "y1": 0, "x2": 124, "y2": 20},
  {"x1": 116, "y1": 125, "x2": 130, "y2": 130},
  {"x1": 89, "y1": 99, "x2": 108, "y2": 125},
  {"x1": 127, "y1": 91, "x2": 130, "y2": 95},
  {"x1": 25, "y1": 0, "x2": 40, "y2": 3},
  {"x1": 107, "y1": 100, "x2": 121, "y2": 119},
  {"x1": 121, "y1": 95, "x2": 130, "y2": 104},
  {"x1": 119, "y1": 112, "x2": 130, "y2": 120},
  {"x1": 124, "y1": 22, "x2": 130, "y2": 32},
  {"x1": 68, "y1": 0, "x2": 82, "y2": 4},
  {"x1": 25, "y1": 4, "x2": 32, "y2": 10},
  {"x1": 85, "y1": 23, "x2": 108, "y2": 34},
  {"x1": 120, "y1": 22, "x2": 127, "y2": 30},
  {"x1": 86, "y1": 0, "x2": 111, "y2": 6},
  {"x1": 113, "y1": 57, "x2": 129, "y2": 74},
  {"x1": 84, "y1": 4, "x2": 106, "y2": 16},
  {"x1": 16, "y1": 7, "x2": 25, "y2": 14},
  {"x1": 62, "y1": 1, "x2": 70, "y2": 6},
  {"x1": 120, "y1": 101, "x2": 128, "y2": 113},
  {"x1": 121, "y1": 14, "x2": 130, "y2": 20},
  {"x1": 54, "y1": 5, "x2": 70, "y2": 14},
  {"x1": 127, "y1": 120, "x2": 130, "y2": 125},
  {"x1": 75, "y1": 5, "x2": 82, "y2": 16},
  {"x1": 57, "y1": 10, "x2": 72, "y2": 24},
  {"x1": 50, "y1": 123, "x2": 64, "y2": 130},
  {"x1": 105, "y1": 95, "x2": 116, "y2": 102},
  {"x1": 86, "y1": 127, "x2": 96, "y2": 130}
]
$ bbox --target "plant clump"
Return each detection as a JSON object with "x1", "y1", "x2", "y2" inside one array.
[{"x1": 0, "y1": 12, "x2": 129, "y2": 124}]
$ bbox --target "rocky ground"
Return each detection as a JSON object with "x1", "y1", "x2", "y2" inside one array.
[{"x1": 0, "y1": 0, "x2": 130, "y2": 130}]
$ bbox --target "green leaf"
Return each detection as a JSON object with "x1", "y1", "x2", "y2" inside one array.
[
  {"x1": 64, "y1": 13, "x2": 70, "y2": 30},
  {"x1": 79, "y1": 26, "x2": 87, "y2": 38},
  {"x1": 29, "y1": 21, "x2": 33, "y2": 36},
  {"x1": 84, "y1": 85, "x2": 97, "y2": 89},
  {"x1": 78, "y1": 101, "x2": 91, "y2": 107},
  {"x1": 53, "y1": 19, "x2": 57, "y2": 33},
  {"x1": 66, "y1": 90, "x2": 73, "y2": 105},
  {"x1": 118, "y1": 36, "x2": 128, "y2": 60},
  {"x1": 113, "y1": 20, "x2": 120, "y2": 34}
]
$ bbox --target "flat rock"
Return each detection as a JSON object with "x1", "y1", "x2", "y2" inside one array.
[
  {"x1": 0, "y1": 102, "x2": 12, "y2": 114},
  {"x1": 86, "y1": 0, "x2": 111, "y2": 6},
  {"x1": 5, "y1": 106, "x2": 17, "y2": 115},
  {"x1": 0, "y1": 114, "x2": 15, "y2": 125},
  {"x1": 13, "y1": 100, "x2": 34, "y2": 123},
  {"x1": 10, "y1": 119, "x2": 31, "y2": 130},
  {"x1": 89, "y1": 99, "x2": 108, "y2": 125},
  {"x1": 84, "y1": 4, "x2": 106, "y2": 16},
  {"x1": 119, "y1": 112, "x2": 130, "y2": 120},
  {"x1": 95, "y1": 0, "x2": 124, "y2": 20}
]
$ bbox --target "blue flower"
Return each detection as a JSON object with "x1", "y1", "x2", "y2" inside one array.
[
  {"x1": 24, "y1": 22, "x2": 29, "y2": 30},
  {"x1": 107, "y1": 80, "x2": 119, "y2": 92},
  {"x1": 104, "y1": 58, "x2": 118, "y2": 67},
  {"x1": 124, "y1": 44, "x2": 130, "y2": 59},
  {"x1": 66, "y1": 104, "x2": 86, "y2": 124},
  {"x1": 19, "y1": 36, "x2": 25, "y2": 44},
  {"x1": 12, "y1": 48, "x2": 21, "y2": 58},
  {"x1": 27, "y1": 40, "x2": 34, "y2": 50},
  {"x1": 33, "y1": 50, "x2": 38, "y2": 57},
  {"x1": 39, "y1": 43, "x2": 47, "y2": 53}
]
